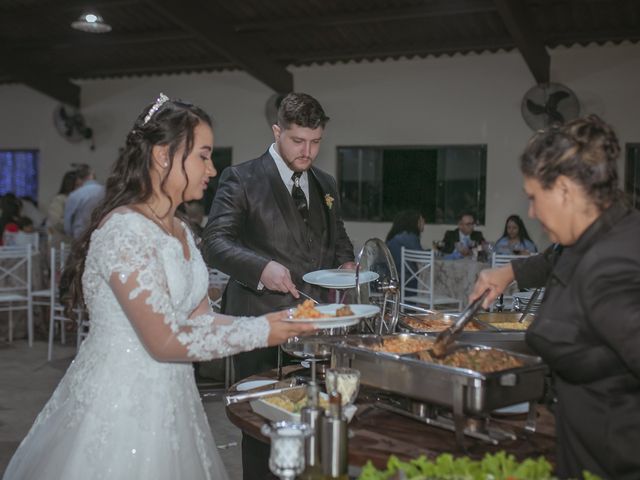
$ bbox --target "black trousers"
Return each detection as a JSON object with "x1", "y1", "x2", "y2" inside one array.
[{"x1": 234, "y1": 347, "x2": 279, "y2": 480}]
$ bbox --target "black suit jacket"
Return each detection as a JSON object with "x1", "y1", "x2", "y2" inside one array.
[
  {"x1": 202, "y1": 151, "x2": 355, "y2": 316},
  {"x1": 513, "y1": 203, "x2": 640, "y2": 479},
  {"x1": 441, "y1": 229, "x2": 485, "y2": 254}
]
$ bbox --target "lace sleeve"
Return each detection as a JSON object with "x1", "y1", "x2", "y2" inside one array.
[{"x1": 94, "y1": 213, "x2": 270, "y2": 361}]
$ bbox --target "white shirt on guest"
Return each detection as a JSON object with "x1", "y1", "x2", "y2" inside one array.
[
  {"x1": 458, "y1": 231, "x2": 471, "y2": 247},
  {"x1": 269, "y1": 144, "x2": 311, "y2": 205}
]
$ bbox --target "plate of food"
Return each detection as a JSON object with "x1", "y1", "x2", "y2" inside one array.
[
  {"x1": 250, "y1": 388, "x2": 358, "y2": 423},
  {"x1": 285, "y1": 300, "x2": 380, "y2": 328},
  {"x1": 302, "y1": 269, "x2": 379, "y2": 289}
]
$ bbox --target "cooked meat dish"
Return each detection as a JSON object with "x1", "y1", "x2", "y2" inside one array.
[
  {"x1": 369, "y1": 336, "x2": 434, "y2": 354},
  {"x1": 402, "y1": 315, "x2": 480, "y2": 332},
  {"x1": 335, "y1": 305, "x2": 354, "y2": 317},
  {"x1": 418, "y1": 348, "x2": 524, "y2": 373}
]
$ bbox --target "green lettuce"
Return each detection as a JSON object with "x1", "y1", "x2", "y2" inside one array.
[{"x1": 357, "y1": 451, "x2": 601, "y2": 480}]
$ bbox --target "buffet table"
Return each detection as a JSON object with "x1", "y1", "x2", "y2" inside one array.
[{"x1": 225, "y1": 367, "x2": 556, "y2": 470}]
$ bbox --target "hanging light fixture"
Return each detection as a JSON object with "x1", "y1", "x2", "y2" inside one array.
[{"x1": 71, "y1": 12, "x2": 112, "y2": 33}]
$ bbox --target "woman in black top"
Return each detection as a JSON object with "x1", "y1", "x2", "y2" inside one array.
[{"x1": 471, "y1": 115, "x2": 640, "y2": 479}]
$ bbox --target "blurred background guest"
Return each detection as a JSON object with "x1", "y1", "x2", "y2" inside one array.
[
  {"x1": 385, "y1": 209, "x2": 425, "y2": 271},
  {"x1": 0, "y1": 193, "x2": 23, "y2": 245},
  {"x1": 19, "y1": 196, "x2": 45, "y2": 229},
  {"x1": 440, "y1": 211, "x2": 485, "y2": 257},
  {"x1": 17, "y1": 216, "x2": 34, "y2": 233},
  {"x1": 47, "y1": 170, "x2": 78, "y2": 247},
  {"x1": 63, "y1": 164, "x2": 105, "y2": 239},
  {"x1": 494, "y1": 214, "x2": 538, "y2": 255}
]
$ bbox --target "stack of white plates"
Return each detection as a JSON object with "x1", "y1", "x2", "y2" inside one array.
[{"x1": 512, "y1": 289, "x2": 544, "y2": 314}]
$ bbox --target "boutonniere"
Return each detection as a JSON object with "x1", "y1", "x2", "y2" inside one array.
[{"x1": 324, "y1": 194, "x2": 334, "y2": 210}]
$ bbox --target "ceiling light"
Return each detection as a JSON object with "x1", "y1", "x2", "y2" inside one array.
[{"x1": 71, "y1": 12, "x2": 112, "y2": 33}]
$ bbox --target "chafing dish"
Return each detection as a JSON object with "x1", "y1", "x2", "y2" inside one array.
[
  {"x1": 332, "y1": 334, "x2": 546, "y2": 415},
  {"x1": 331, "y1": 333, "x2": 548, "y2": 445}
]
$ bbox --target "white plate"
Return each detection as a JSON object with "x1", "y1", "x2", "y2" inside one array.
[
  {"x1": 493, "y1": 402, "x2": 530, "y2": 415},
  {"x1": 285, "y1": 303, "x2": 380, "y2": 329},
  {"x1": 235, "y1": 379, "x2": 278, "y2": 392},
  {"x1": 303, "y1": 269, "x2": 379, "y2": 289}
]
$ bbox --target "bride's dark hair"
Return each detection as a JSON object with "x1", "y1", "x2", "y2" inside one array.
[{"x1": 60, "y1": 96, "x2": 212, "y2": 317}]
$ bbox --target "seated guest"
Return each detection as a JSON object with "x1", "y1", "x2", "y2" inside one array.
[
  {"x1": 440, "y1": 211, "x2": 485, "y2": 257},
  {"x1": 17, "y1": 216, "x2": 35, "y2": 233},
  {"x1": 494, "y1": 214, "x2": 538, "y2": 255},
  {"x1": 0, "y1": 193, "x2": 22, "y2": 245},
  {"x1": 19, "y1": 196, "x2": 45, "y2": 228},
  {"x1": 385, "y1": 210, "x2": 425, "y2": 270}
]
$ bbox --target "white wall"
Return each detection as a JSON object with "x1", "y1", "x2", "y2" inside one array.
[{"x1": 1, "y1": 42, "x2": 639, "y2": 255}]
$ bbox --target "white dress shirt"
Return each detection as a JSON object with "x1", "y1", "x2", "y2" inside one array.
[{"x1": 269, "y1": 144, "x2": 311, "y2": 205}]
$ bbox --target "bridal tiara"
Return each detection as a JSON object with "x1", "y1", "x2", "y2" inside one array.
[{"x1": 143, "y1": 93, "x2": 170, "y2": 125}]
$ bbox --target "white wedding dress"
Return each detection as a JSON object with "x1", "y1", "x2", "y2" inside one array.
[{"x1": 3, "y1": 209, "x2": 270, "y2": 480}]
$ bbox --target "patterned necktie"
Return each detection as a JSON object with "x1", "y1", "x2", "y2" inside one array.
[{"x1": 291, "y1": 172, "x2": 309, "y2": 221}]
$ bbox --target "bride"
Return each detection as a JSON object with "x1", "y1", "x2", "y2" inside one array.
[{"x1": 3, "y1": 94, "x2": 315, "y2": 480}]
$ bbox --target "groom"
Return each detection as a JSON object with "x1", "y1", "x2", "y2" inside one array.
[{"x1": 202, "y1": 92, "x2": 355, "y2": 479}]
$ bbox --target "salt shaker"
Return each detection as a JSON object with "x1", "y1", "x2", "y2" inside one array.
[{"x1": 320, "y1": 391, "x2": 348, "y2": 480}]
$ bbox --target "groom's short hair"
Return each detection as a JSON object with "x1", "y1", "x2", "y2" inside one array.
[{"x1": 277, "y1": 92, "x2": 330, "y2": 130}]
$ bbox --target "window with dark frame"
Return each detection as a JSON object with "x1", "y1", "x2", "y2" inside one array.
[
  {"x1": 625, "y1": 144, "x2": 640, "y2": 210},
  {"x1": 337, "y1": 145, "x2": 487, "y2": 224},
  {"x1": 0, "y1": 149, "x2": 39, "y2": 200}
]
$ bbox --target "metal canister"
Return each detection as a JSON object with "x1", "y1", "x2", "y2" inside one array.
[
  {"x1": 320, "y1": 391, "x2": 348, "y2": 479},
  {"x1": 300, "y1": 382, "x2": 322, "y2": 468}
]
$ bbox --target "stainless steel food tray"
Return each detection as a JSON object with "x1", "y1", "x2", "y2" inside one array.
[
  {"x1": 331, "y1": 333, "x2": 548, "y2": 416},
  {"x1": 397, "y1": 313, "x2": 532, "y2": 355}
]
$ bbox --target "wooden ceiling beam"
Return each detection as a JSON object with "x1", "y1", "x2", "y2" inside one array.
[
  {"x1": 68, "y1": 60, "x2": 235, "y2": 78},
  {"x1": 149, "y1": 0, "x2": 292, "y2": 93},
  {"x1": 10, "y1": 30, "x2": 194, "y2": 51},
  {"x1": 7, "y1": 61, "x2": 80, "y2": 107},
  {"x1": 235, "y1": 0, "x2": 496, "y2": 32},
  {"x1": 493, "y1": 0, "x2": 550, "y2": 84},
  {"x1": 276, "y1": 38, "x2": 516, "y2": 65}
]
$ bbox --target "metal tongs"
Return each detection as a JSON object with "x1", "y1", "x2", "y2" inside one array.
[
  {"x1": 430, "y1": 289, "x2": 491, "y2": 358},
  {"x1": 518, "y1": 287, "x2": 541, "y2": 323},
  {"x1": 223, "y1": 383, "x2": 305, "y2": 406}
]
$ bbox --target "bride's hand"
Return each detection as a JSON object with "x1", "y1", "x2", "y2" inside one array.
[{"x1": 265, "y1": 309, "x2": 317, "y2": 346}]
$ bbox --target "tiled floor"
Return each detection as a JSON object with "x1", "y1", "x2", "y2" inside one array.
[{"x1": 0, "y1": 340, "x2": 243, "y2": 479}]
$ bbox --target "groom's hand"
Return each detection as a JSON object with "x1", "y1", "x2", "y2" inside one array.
[{"x1": 260, "y1": 261, "x2": 299, "y2": 298}]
